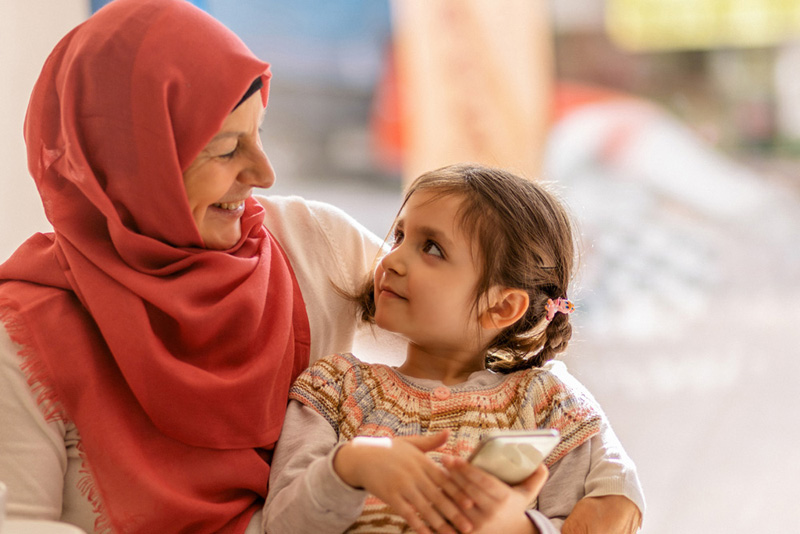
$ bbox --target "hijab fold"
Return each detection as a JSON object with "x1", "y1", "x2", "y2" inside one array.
[{"x1": 0, "y1": 1, "x2": 310, "y2": 532}]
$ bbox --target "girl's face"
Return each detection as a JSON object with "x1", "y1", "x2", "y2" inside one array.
[
  {"x1": 182, "y1": 93, "x2": 274, "y2": 249},
  {"x1": 374, "y1": 191, "x2": 485, "y2": 354}
]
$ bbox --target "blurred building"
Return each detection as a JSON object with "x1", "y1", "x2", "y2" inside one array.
[{"x1": 2, "y1": 2, "x2": 799, "y2": 531}]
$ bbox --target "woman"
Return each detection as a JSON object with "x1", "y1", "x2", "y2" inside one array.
[{"x1": 0, "y1": 1, "x2": 641, "y2": 532}]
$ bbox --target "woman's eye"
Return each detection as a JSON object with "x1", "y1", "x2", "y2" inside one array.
[
  {"x1": 219, "y1": 145, "x2": 238, "y2": 159},
  {"x1": 423, "y1": 240, "x2": 444, "y2": 258}
]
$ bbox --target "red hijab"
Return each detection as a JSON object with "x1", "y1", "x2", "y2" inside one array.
[{"x1": 0, "y1": 0, "x2": 310, "y2": 532}]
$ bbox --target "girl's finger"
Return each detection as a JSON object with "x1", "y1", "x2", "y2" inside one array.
[
  {"x1": 424, "y1": 462, "x2": 476, "y2": 516},
  {"x1": 420, "y1": 483, "x2": 473, "y2": 533},
  {"x1": 409, "y1": 471, "x2": 470, "y2": 534},
  {"x1": 443, "y1": 467, "x2": 497, "y2": 513},
  {"x1": 404, "y1": 491, "x2": 456, "y2": 534},
  {"x1": 393, "y1": 497, "x2": 433, "y2": 534},
  {"x1": 437, "y1": 473, "x2": 475, "y2": 511},
  {"x1": 515, "y1": 463, "x2": 548, "y2": 499},
  {"x1": 445, "y1": 458, "x2": 509, "y2": 503}
]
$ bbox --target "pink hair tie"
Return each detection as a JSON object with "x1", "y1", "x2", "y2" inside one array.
[{"x1": 545, "y1": 298, "x2": 574, "y2": 321}]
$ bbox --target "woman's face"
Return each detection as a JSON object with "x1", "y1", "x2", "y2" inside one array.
[{"x1": 182, "y1": 92, "x2": 274, "y2": 249}]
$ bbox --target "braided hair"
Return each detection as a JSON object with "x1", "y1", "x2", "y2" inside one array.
[{"x1": 350, "y1": 163, "x2": 577, "y2": 372}]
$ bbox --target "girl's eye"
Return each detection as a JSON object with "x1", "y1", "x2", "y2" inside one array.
[
  {"x1": 389, "y1": 228, "x2": 404, "y2": 249},
  {"x1": 422, "y1": 240, "x2": 444, "y2": 258}
]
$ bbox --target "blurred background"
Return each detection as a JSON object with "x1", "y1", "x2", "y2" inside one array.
[{"x1": 2, "y1": 1, "x2": 799, "y2": 532}]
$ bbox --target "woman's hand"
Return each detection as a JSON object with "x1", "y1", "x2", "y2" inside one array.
[
  {"x1": 562, "y1": 495, "x2": 642, "y2": 534},
  {"x1": 440, "y1": 455, "x2": 549, "y2": 534},
  {"x1": 333, "y1": 431, "x2": 472, "y2": 534}
]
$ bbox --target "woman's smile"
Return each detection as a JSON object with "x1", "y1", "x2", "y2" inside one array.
[{"x1": 211, "y1": 200, "x2": 246, "y2": 211}]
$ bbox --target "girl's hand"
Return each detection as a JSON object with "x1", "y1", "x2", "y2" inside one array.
[
  {"x1": 440, "y1": 455, "x2": 549, "y2": 534},
  {"x1": 333, "y1": 430, "x2": 473, "y2": 534}
]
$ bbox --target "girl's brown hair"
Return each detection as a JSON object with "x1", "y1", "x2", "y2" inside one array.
[{"x1": 352, "y1": 163, "x2": 577, "y2": 372}]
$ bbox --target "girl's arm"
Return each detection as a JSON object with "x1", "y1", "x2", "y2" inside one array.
[
  {"x1": 333, "y1": 431, "x2": 471, "y2": 534},
  {"x1": 263, "y1": 401, "x2": 472, "y2": 534},
  {"x1": 263, "y1": 401, "x2": 367, "y2": 534}
]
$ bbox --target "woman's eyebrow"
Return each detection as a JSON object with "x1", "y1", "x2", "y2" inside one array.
[{"x1": 209, "y1": 131, "x2": 242, "y2": 142}]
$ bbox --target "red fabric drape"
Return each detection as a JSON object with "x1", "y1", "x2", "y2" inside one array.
[{"x1": 0, "y1": 1, "x2": 309, "y2": 532}]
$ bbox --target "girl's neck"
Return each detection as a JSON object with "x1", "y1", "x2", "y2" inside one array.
[{"x1": 397, "y1": 343, "x2": 486, "y2": 385}]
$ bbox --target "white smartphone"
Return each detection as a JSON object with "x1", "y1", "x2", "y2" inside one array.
[{"x1": 467, "y1": 429, "x2": 560, "y2": 485}]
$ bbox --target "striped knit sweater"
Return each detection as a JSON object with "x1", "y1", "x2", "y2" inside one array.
[{"x1": 289, "y1": 353, "x2": 604, "y2": 533}]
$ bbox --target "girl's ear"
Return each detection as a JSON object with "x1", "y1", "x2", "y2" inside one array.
[{"x1": 480, "y1": 288, "x2": 529, "y2": 330}]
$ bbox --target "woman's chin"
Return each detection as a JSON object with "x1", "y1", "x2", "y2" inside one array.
[{"x1": 201, "y1": 227, "x2": 241, "y2": 250}]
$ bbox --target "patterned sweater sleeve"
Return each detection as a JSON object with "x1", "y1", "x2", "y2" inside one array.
[
  {"x1": 544, "y1": 361, "x2": 646, "y2": 514},
  {"x1": 288, "y1": 353, "x2": 361, "y2": 427},
  {"x1": 523, "y1": 367, "x2": 604, "y2": 466},
  {"x1": 263, "y1": 355, "x2": 367, "y2": 534},
  {"x1": 524, "y1": 361, "x2": 646, "y2": 531}
]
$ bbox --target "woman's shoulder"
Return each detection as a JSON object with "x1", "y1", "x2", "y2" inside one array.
[
  {"x1": 255, "y1": 194, "x2": 382, "y2": 276},
  {"x1": 256, "y1": 195, "x2": 371, "y2": 236}
]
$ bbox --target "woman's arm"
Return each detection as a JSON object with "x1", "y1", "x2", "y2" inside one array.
[
  {"x1": 561, "y1": 422, "x2": 643, "y2": 534},
  {"x1": 562, "y1": 495, "x2": 642, "y2": 534},
  {"x1": 0, "y1": 325, "x2": 67, "y2": 521}
]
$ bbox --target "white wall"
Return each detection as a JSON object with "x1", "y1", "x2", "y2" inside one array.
[{"x1": 0, "y1": 0, "x2": 88, "y2": 262}]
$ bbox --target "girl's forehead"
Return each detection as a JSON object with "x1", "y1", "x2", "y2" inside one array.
[
  {"x1": 401, "y1": 189, "x2": 465, "y2": 215},
  {"x1": 397, "y1": 191, "x2": 463, "y2": 230},
  {"x1": 400, "y1": 191, "x2": 482, "y2": 252}
]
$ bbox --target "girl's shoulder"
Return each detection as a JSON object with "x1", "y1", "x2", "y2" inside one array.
[
  {"x1": 507, "y1": 361, "x2": 605, "y2": 418},
  {"x1": 305, "y1": 352, "x2": 376, "y2": 377},
  {"x1": 293, "y1": 352, "x2": 392, "y2": 395},
  {"x1": 289, "y1": 353, "x2": 397, "y2": 429},
  {"x1": 510, "y1": 361, "x2": 606, "y2": 464},
  {"x1": 507, "y1": 360, "x2": 593, "y2": 394}
]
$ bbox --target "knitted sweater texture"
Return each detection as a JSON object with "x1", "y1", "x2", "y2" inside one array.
[{"x1": 289, "y1": 353, "x2": 603, "y2": 533}]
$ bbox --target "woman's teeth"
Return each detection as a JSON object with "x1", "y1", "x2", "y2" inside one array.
[{"x1": 213, "y1": 201, "x2": 244, "y2": 211}]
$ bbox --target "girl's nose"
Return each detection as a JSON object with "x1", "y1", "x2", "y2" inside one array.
[{"x1": 379, "y1": 244, "x2": 406, "y2": 275}]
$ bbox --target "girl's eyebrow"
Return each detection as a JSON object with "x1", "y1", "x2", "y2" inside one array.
[{"x1": 416, "y1": 225, "x2": 454, "y2": 248}]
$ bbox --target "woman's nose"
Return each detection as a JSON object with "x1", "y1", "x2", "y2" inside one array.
[{"x1": 243, "y1": 146, "x2": 275, "y2": 189}]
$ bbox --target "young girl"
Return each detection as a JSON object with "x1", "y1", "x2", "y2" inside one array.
[{"x1": 263, "y1": 164, "x2": 644, "y2": 534}]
